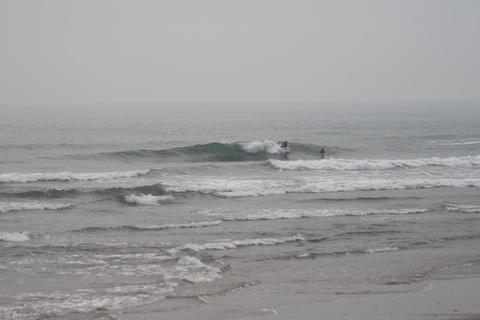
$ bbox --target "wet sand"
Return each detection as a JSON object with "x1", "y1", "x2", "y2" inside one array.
[{"x1": 121, "y1": 265, "x2": 480, "y2": 320}]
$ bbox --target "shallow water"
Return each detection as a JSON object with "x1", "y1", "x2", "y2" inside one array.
[{"x1": 1, "y1": 103, "x2": 479, "y2": 319}]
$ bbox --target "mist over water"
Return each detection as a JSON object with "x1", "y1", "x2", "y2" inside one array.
[{"x1": 1, "y1": 102, "x2": 480, "y2": 319}]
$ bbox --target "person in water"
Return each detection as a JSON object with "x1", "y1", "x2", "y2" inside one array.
[
  {"x1": 281, "y1": 141, "x2": 288, "y2": 149},
  {"x1": 320, "y1": 147, "x2": 325, "y2": 159}
]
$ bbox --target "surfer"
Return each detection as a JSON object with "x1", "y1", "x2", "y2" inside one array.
[
  {"x1": 320, "y1": 147, "x2": 325, "y2": 159},
  {"x1": 281, "y1": 141, "x2": 288, "y2": 149}
]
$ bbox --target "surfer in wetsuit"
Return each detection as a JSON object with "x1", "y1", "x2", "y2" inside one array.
[
  {"x1": 320, "y1": 147, "x2": 325, "y2": 159},
  {"x1": 281, "y1": 141, "x2": 288, "y2": 149}
]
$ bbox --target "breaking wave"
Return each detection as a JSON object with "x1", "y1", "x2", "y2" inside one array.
[
  {"x1": 0, "y1": 201, "x2": 73, "y2": 214},
  {"x1": 0, "y1": 232, "x2": 31, "y2": 242},
  {"x1": 124, "y1": 193, "x2": 174, "y2": 205},
  {"x1": 100, "y1": 141, "x2": 332, "y2": 162},
  {"x1": 268, "y1": 155, "x2": 480, "y2": 171},
  {"x1": 0, "y1": 170, "x2": 150, "y2": 183},
  {"x1": 161, "y1": 176, "x2": 480, "y2": 198}
]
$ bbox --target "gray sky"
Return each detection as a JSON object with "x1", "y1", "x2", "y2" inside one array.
[{"x1": 1, "y1": 0, "x2": 479, "y2": 105}]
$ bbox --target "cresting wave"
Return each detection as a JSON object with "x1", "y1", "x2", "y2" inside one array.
[
  {"x1": 0, "y1": 170, "x2": 150, "y2": 183},
  {"x1": 124, "y1": 193, "x2": 174, "y2": 205},
  {"x1": 0, "y1": 201, "x2": 73, "y2": 214},
  {"x1": 99, "y1": 140, "x2": 332, "y2": 162},
  {"x1": 268, "y1": 155, "x2": 480, "y2": 171}
]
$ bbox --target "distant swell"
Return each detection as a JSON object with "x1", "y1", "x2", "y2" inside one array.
[
  {"x1": 0, "y1": 188, "x2": 79, "y2": 199},
  {"x1": 0, "y1": 201, "x2": 73, "y2": 214},
  {"x1": 268, "y1": 155, "x2": 480, "y2": 171},
  {"x1": 0, "y1": 170, "x2": 150, "y2": 183},
  {"x1": 426, "y1": 138, "x2": 480, "y2": 146}
]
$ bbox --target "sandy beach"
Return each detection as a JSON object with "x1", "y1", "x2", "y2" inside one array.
[{"x1": 121, "y1": 265, "x2": 480, "y2": 320}]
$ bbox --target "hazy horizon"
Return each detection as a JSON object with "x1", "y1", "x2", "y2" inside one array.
[{"x1": 1, "y1": 0, "x2": 479, "y2": 106}]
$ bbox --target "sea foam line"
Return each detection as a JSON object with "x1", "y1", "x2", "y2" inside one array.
[
  {"x1": 0, "y1": 201, "x2": 73, "y2": 214},
  {"x1": 0, "y1": 170, "x2": 150, "y2": 183},
  {"x1": 268, "y1": 155, "x2": 480, "y2": 171},
  {"x1": 168, "y1": 234, "x2": 305, "y2": 255},
  {"x1": 162, "y1": 176, "x2": 480, "y2": 198},
  {"x1": 203, "y1": 208, "x2": 429, "y2": 221},
  {"x1": 0, "y1": 232, "x2": 31, "y2": 242},
  {"x1": 445, "y1": 204, "x2": 480, "y2": 213}
]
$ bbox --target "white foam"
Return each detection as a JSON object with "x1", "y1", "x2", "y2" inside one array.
[
  {"x1": 163, "y1": 177, "x2": 293, "y2": 198},
  {"x1": 297, "y1": 177, "x2": 480, "y2": 194},
  {"x1": 0, "y1": 201, "x2": 73, "y2": 214},
  {"x1": 367, "y1": 247, "x2": 399, "y2": 253},
  {"x1": 426, "y1": 138, "x2": 480, "y2": 146},
  {"x1": 2, "y1": 284, "x2": 174, "y2": 319},
  {"x1": 446, "y1": 204, "x2": 480, "y2": 213},
  {"x1": 268, "y1": 155, "x2": 480, "y2": 171},
  {"x1": 162, "y1": 175, "x2": 480, "y2": 198},
  {"x1": 124, "y1": 193, "x2": 174, "y2": 205},
  {"x1": 170, "y1": 256, "x2": 222, "y2": 283},
  {"x1": 0, "y1": 231, "x2": 31, "y2": 242},
  {"x1": 240, "y1": 140, "x2": 283, "y2": 154},
  {"x1": 133, "y1": 220, "x2": 223, "y2": 230},
  {"x1": 0, "y1": 169, "x2": 150, "y2": 183},
  {"x1": 203, "y1": 208, "x2": 429, "y2": 221},
  {"x1": 169, "y1": 234, "x2": 304, "y2": 254}
]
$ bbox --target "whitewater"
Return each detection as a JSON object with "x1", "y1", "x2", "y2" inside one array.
[{"x1": 1, "y1": 105, "x2": 480, "y2": 320}]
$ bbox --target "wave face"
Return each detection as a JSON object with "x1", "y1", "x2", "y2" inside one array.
[
  {"x1": 0, "y1": 170, "x2": 150, "y2": 183},
  {"x1": 101, "y1": 141, "x2": 329, "y2": 162},
  {"x1": 0, "y1": 201, "x2": 73, "y2": 214},
  {"x1": 268, "y1": 155, "x2": 480, "y2": 171}
]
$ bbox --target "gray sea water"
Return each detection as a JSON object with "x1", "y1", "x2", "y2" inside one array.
[{"x1": 1, "y1": 103, "x2": 480, "y2": 319}]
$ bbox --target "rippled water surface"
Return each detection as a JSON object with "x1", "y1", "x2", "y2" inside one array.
[{"x1": 1, "y1": 103, "x2": 479, "y2": 319}]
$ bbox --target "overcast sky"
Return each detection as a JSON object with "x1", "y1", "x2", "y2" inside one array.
[{"x1": 1, "y1": 0, "x2": 479, "y2": 105}]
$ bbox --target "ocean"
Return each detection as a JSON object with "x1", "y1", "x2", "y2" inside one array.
[{"x1": 1, "y1": 103, "x2": 479, "y2": 319}]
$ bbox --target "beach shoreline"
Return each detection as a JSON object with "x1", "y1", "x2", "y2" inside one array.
[{"x1": 121, "y1": 264, "x2": 480, "y2": 320}]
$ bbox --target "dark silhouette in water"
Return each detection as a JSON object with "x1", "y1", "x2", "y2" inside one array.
[
  {"x1": 281, "y1": 141, "x2": 288, "y2": 149},
  {"x1": 320, "y1": 147, "x2": 325, "y2": 159}
]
